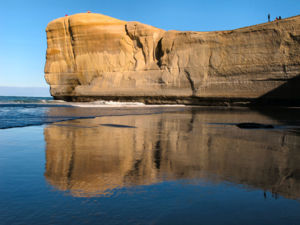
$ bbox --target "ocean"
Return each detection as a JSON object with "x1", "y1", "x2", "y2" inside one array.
[
  {"x1": 1, "y1": 96, "x2": 300, "y2": 225},
  {"x1": 0, "y1": 96, "x2": 183, "y2": 129},
  {"x1": 0, "y1": 96, "x2": 67, "y2": 129}
]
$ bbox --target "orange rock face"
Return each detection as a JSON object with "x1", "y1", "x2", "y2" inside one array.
[{"x1": 45, "y1": 13, "x2": 300, "y2": 105}]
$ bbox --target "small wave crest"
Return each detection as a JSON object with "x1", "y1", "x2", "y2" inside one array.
[
  {"x1": 0, "y1": 96, "x2": 54, "y2": 104},
  {"x1": 71, "y1": 100, "x2": 146, "y2": 107}
]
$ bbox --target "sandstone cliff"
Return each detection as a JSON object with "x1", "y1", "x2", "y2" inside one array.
[{"x1": 45, "y1": 13, "x2": 300, "y2": 105}]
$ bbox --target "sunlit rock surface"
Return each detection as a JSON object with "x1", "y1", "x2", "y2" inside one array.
[
  {"x1": 44, "y1": 109, "x2": 300, "y2": 198},
  {"x1": 45, "y1": 13, "x2": 300, "y2": 105}
]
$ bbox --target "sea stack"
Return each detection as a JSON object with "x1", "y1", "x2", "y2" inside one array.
[{"x1": 45, "y1": 13, "x2": 300, "y2": 105}]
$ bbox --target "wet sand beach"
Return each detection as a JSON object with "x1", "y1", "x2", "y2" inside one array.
[{"x1": 1, "y1": 106, "x2": 300, "y2": 224}]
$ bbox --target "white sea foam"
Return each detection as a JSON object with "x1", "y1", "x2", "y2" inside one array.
[
  {"x1": 71, "y1": 100, "x2": 145, "y2": 107},
  {"x1": 48, "y1": 100, "x2": 67, "y2": 103},
  {"x1": 70, "y1": 100, "x2": 185, "y2": 108}
]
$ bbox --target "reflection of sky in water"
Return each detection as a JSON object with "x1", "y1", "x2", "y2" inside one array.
[
  {"x1": 1, "y1": 108, "x2": 300, "y2": 224},
  {"x1": 0, "y1": 104, "x2": 185, "y2": 129}
]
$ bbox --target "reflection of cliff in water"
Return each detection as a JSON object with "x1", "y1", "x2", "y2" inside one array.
[{"x1": 44, "y1": 108, "x2": 300, "y2": 199}]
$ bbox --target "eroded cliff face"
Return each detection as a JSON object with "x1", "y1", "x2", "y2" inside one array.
[{"x1": 45, "y1": 13, "x2": 300, "y2": 104}]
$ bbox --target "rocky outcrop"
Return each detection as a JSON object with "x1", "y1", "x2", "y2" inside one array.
[{"x1": 45, "y1": 13, "x2": 300, "y2": 105}]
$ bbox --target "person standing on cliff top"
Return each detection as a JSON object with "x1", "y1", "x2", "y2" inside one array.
[{"x1": 268, "y1": 13, "x2": 270, "y2": 22}]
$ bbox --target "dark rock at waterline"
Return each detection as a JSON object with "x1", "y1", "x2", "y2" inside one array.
[
  {"x1": 236, "y1": 123, "x2": 274, "y2": 129},
  {"x1": 100, "y1": 124, "x2": 136, "y2": 128}
]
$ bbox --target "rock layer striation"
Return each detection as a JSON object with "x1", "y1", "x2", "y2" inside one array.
[{"x1": 45, "y1": 13, "x2": 300, "y2": 105}]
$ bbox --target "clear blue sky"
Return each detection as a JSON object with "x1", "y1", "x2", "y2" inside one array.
[{"x1": 0, "y1": 0, "x2": 299, "y2": 90}]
